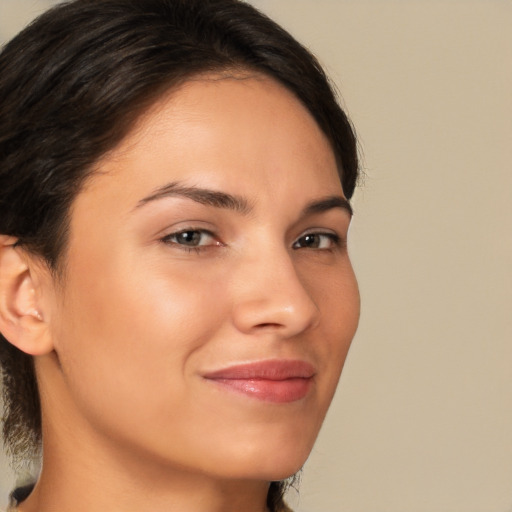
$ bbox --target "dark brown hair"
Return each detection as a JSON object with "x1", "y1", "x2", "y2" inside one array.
[{"x1": 0, "y1": 0, "x2": 358, "y2": 508}]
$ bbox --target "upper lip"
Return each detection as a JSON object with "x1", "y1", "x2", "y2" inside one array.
[{"x1": 203, "y1": 359, "x2": 316, "y2": 381}]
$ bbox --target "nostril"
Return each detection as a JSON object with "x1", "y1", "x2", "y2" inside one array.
[{"x1": 255, "y1": 322, "x2": 282, "y2": 329}]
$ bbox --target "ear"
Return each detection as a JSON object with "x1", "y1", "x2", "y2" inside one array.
[{"x1": 0, "y1": 235, "x2": 54, "y2": 355}]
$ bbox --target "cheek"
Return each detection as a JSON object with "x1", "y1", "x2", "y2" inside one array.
[
  {"x1": 52, "y1": 249, "x2": 230, "y2": 426},
  {"x1": 305, "y1": 254, "x2": 359, "y2": 330},
  {"x1": 306, "y1": 261, "x2": 360, "y2": 392}
]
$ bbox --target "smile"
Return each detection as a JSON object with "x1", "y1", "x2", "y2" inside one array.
[{"x1": 203, "y1": 360, "x2": 316, "y2": 403}]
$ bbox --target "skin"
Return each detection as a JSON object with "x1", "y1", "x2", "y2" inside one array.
[{"x1": 8, "y1": 74, "x2": 359, "y2": 512}]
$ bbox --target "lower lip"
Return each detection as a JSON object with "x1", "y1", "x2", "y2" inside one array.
[{"x1": 207, "y1": 377, "x2": 313, "y2": 403}]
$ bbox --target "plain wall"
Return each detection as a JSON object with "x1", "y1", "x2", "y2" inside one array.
[{"x1": 1, "y1": 1, "x2": 511, "y2": 511}]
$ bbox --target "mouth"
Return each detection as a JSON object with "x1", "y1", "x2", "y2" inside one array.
[{"x1": 202, "y1": 360, "x2": 316, "y2": 403}]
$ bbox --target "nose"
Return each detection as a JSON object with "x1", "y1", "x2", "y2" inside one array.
[{"x1": 231, "y1": 248, "x2": 320, "y2": 338}]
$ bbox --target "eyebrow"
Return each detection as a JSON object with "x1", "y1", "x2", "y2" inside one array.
[
  {"x1": 302, "y1": 195, "x2": 353, "y2": 218},
  {"x1": 136, "y1": 182, "x2": 252, "y2": 214},
  {"x1": 136, "y1": 182, "x2": 352, "y2": 217}
]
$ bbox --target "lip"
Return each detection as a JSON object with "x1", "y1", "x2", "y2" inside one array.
[{"x1": 203, "y1": 360, "x2": 316, "y2": 403}]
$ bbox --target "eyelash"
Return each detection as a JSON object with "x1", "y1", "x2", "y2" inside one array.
[
  {"x1": 160, "y1": 228, "x2": 344, "y2": 253},
  {"x1": 292, "y1": 232, "x2": 343, "y2": 250},
  {"x1": 161, "y1": 228, "x2": 220, "y2": 253}
]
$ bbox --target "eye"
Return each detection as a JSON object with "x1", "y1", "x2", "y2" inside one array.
[
  {"x1": 293, "y1": 232, "x2": 341, "y2": 250},
  {"x1": 162, "y1": 229, "x2": 218, "y2": 248}
]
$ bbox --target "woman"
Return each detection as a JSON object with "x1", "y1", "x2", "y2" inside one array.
[{"x1": 0, "y1": 1, "x2": 360, "y2": 511}]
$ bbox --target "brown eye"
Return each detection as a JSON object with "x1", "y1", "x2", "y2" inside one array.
[
  {"x1": 176, "y1": 231, "x2": 202, "y2": 246},
  {"x1": 293, "y1": 232, "x2": 340, "y2": 250},
  {"x1": 163, "y1": 229, "x2": 217, "y2": 248}
]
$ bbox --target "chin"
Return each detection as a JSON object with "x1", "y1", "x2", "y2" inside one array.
[
  {"x1": 219, "y1": 435, "x2": 315, "y2": 482},
  {"x1": 217, "y1": 412, "x2": 325, "y2": 481},
  {"x1": 247, "y1": 457, "x2": 307, "y2": 482}
]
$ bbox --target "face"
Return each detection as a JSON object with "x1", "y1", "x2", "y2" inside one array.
[{"x1": 41, "y1": 74, "x2": 359, "y2": 482}]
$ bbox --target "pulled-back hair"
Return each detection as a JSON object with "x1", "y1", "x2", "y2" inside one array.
[{"x1": 0, "y1": 0, "x2": 358, "y2": 509}]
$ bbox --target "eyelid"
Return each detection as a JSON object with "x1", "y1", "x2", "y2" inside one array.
[
  {"x1": 292, "y1": 229, "x2": 345, "y2": 250},
  {"x1": 160, "y1": 227, "x2": 223, "y2": 250}
]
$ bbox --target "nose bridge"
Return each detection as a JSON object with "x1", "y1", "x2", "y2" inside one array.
[{"x1": 231, "y1": 240, "x2": 319, "y2": 336}]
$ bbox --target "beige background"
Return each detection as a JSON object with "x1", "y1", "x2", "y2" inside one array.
[{"x1": 1, "y1": 1, "x2": 511, "y2": 511}]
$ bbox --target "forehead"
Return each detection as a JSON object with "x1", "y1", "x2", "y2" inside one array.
[{"x1": 80, "y1": 73, "x2": 341, "y2": 210}]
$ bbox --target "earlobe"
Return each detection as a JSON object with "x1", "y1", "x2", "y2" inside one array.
[{"x1": 0, "y1": 235, "x2": 54, "y2": 355}]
